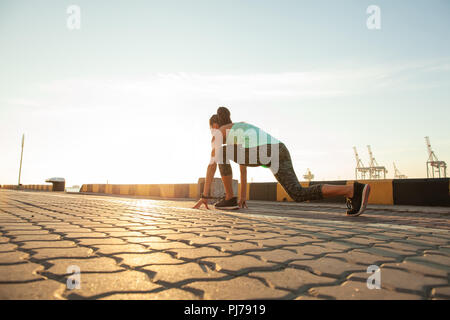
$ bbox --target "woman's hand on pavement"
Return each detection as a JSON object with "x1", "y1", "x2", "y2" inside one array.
[
  {"x1": 238, "y1": 199, "x2": 248, "y2": 209},
  {"x1": 193, "y1": 198, "x2": 210, "y2": 209}
]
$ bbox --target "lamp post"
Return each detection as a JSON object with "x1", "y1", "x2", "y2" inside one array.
[{"x1": 18, "y1": 134, "x2": 24, "y2": 188}]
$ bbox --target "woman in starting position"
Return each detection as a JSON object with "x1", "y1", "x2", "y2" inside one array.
[{"x1": 193, "y1": 107, "x2": 371, "y2": 216}]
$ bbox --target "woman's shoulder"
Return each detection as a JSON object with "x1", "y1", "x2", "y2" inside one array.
[{"x1": 220, "y1": 122, "x2": 235, "y2": 130}]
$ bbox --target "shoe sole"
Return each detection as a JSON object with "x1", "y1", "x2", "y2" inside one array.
[
  {"x1": 214, "y1": 206, "x2": 239, "y2": 210},
  {"x1": 347, "y1": 184, "x2": 371, "y2": 217}
]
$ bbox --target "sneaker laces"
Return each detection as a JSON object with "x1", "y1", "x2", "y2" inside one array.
[{"x1": 214, "y1": 195, "x2": 226, "y2": 205}]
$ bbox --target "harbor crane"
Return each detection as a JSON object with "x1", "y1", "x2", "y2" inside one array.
[
  {"x1": 393, "y1": 162, "x2": 407, "y2": 179},
  {"x1": 367, "y1": 145, "x2": 388, "y2": 179},
  {"x1": 353, "y1": 146, "x2": 370, "y2": 180},
  {"x1": 425, "y1": 136, "x2": 447, "y2": 178}
]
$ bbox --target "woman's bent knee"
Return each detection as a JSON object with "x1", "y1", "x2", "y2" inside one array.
[{"x1": 293, "y1": 184, "x2": 324, "y2": 202}]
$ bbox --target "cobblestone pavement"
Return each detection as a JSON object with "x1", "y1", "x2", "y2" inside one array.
[{"x1": 0, "y1": 190, "x2": 449, "y2": 300}]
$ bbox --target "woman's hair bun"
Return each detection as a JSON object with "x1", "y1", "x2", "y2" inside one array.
[
  {"x1": 217, "y1": 106, "x2": 231, "y2": 126},
  {"x1": 217, "y1": 106, "x2": 230, "y2": 118}
]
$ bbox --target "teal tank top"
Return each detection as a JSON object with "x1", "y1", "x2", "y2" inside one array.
[{"x1": 225, "y1": 122, "x2": 281, "y2": 149}]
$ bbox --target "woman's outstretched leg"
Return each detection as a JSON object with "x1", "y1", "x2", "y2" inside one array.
[
  {"x1": 272, "y1": 143, "x2": 355, "y2": 201},
  {"x1": 272, "y1": 143, "x2": 370, "y2": 216},
  {"x1": 271, "y1": 143, "x2": 324, "y2": 202},
  {"x1": 322, "y1": 184, "x2": 353, "y2": 198}
]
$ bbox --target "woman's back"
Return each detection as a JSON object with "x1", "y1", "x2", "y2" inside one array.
[{"x1": 226, "y1": 122, "x2": 281, "y2": 148}]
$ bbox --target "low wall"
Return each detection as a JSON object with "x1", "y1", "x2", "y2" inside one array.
[
  {"x1": 79, "y1": 178, "x2": 449, "y2": 207},
  {"x1": 79, "y1": 183, "x2": 198, "y2": 199},
  {"x1": 0, "y1": 184, "x2": 52, "y2": 191}
]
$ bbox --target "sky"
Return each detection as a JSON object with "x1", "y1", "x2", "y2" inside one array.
[{"x1": 0, "y1": 0, "x2": 449, "y2": 187}]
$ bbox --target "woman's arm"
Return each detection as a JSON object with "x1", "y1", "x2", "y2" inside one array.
[
  {"x1": 239, "y1": 165, "x2": 248, "y2": 208},
  {"x1": 193, "y1": 148, "x2": 217, "y2": 209},
  {"x1": 203, "y1": 161, "x2": 217, "y2": 197},
  {"x1": 203, "y1": 144, "x2": 218, "y2": 196}
]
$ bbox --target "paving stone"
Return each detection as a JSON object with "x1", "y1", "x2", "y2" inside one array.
[
  {"x1": 376, "y1": 231, "x2": 409, "y2": 240},
  {"x1": 381, "y1": 261, "x2": 448, "y2": 278},
  {"x1": 420, "y1": 253, "x2": 450, "y2": 266},
  {"x1": 0, "y1": 251, "x2": 29, "y2": 263},
  {"x1": 327, "y1": 251, "x2": 396, "y2": 266},
  {"x1": 20, "y1": 240, "x2": 77, "y2": 250},
  {"x1": 314, "y1": 241, "x2": 362, "y2": 252},
  {"x1": 372, "y1": 243, "x2": 418, "y2": 255},
  {"x1": 278, "y1": 229, "x2": 306, "y2": 236},
  {"x1": 100, "y1": 288, "x2": 201, "y2": 300},
  {"x1": 4, "y1": 230, "x2": 50, "y2": 235},
  {"x1": 276, "y1": 235, "x2": 314, "y2": 244},
  {"x1": 290, "y1": 257, "x2": 366, "y2": 278},
  {"x1": 343, "y1": 236, "x2": 387, "y2": 246},
  {"x1": 11, "y1": 234, "x2": 62, "y2": 242},
  {"x1": 404, "y1": 256, "x2": 450, "y2": 272},
  {"x1": 145, "y1": 241, "x2": 194, "y2": 251},
  {"x1": 247, "y1": 248, "x2": 307, "y2": 264},
  {"x1": 142, "y1": 229, "x2": 179, "y2": 237},
  {"x1": 190, "y1": 277, "x2": 287, "y2": 299},
  {"x1": 0, "y1": 237, "x2": 10, "y2": 243},
  {"x1": 169, "y1": 247, "x2": 231, "y2": 260},
  {"x1": 356, "y1": 247, "x2": 405, "y2": 259},
  {"x1": 407, "y1": 235, "x2": 449, "y2": 246},
  {"x1": 187, "y1": 236, "x2": 229, "y2": 246},
  {"x1": 217, "y1": 241, "x2": 262, "y2": 253},
  {"x1": 308, "y1": 280, "x2": 422, "y2": 300},
  {"x1": 115, "y1": 252, "x2": 183, "y2": 267},
  {"x1": 201, "y1": 255, "x2": 279, "y2": 274},
  {"x1": 0, "y1": 262, "x2": 44, "y2": 282},
  {"x1": 424, "y1": 248, "x2": 450, "y2": 255},
  {"x1": 431, "y1": 287, "x2": 450, "y2": 299},
  {"x1": 32, "y1": 247, "x2": 94, "y2": 260},
  {"x1": 348, "y1": 268, "x2": 447, "y2": 293},
  {"x1": 77, "y1": 238, "x2": 127, "y2": 246},
  {"x1": 176, "y1": 228, "x2": 209, "y2": 234},
  {"x1": 285, "y1": 244, "x2": 331, "y2": 256},
  {"x1": 0, "y1": 243, "x2": 19, "y2": 252},
  {"x1": 249, "y1": 268, "x2": 336, "y2": 291},
  {"x1": 324, "y1": 229, "x2": 359, "y2": 237},
  {"x1": 92, "y1": 244, "x2": 149, "y2": 255},
  {"x1": 45, "y1": 257, "x2": 123, "y2": 275},
  {"x1": 61, "y1": 270, "x2": 161, "y2": 299},
  {"x1": 63, "y1": 232, "x2": 108, "y2": 238},
  {"x1": 0, "y1": 279, "x2": 65, "y2": 299},
  {"x1": 143, "y1": 262, "x2": 225, "y2": 284},
  {"x1": 121, "y1": 236, "x2": 164, "y2": 244},
  {"x1": 220, "y1": 234, "x2": 257, "y2": 241},
  {"x1": 1, "y1": 225, "x2": 42, "y2": 231},
  {"x1": 257, "y1": 238, "x2": 291, "y2": 248},
  {"x1": 294, "y1": 294, "x2": 328, "y2": 300},
  {"x1": 127, "y1": 226, "x2": 160, "y2": 232}
]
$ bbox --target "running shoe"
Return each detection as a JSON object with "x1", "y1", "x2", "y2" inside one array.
[
  {"x1": 346, "y1": 182, "x2": 371, "y2": 216},
  {"x1": 214, "y1": 195, "x2": 225, "y2": 205},
  {"x1": 214, "y1": 197, "x2": 239, "y2": 210}
]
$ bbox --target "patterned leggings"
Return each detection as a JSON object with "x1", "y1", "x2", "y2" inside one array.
[{"x1": 217, "y1": 143, "x2": 324, "y2": 202}]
